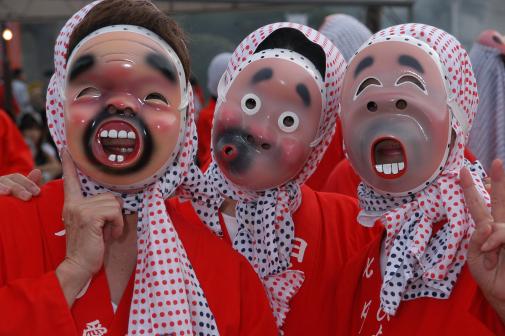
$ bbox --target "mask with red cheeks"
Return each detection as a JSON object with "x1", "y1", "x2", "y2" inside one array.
[
  {"x1": 212, "y1": 53, "x2": 323, "y2": 191},
  {"x1": 64, "y1": 27, "x2": 186, "y2": 190},
  {"x1": 341, "y1": 40, "x2": 451, "y2": 196}
]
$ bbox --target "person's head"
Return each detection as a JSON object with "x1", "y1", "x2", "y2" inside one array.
[
  {"x1": 59, "y1": 0, "x2": 191, "y2": 191},
  {"x1": 476, "y1": 29, "x2": 505, "y2": 66},
  {"x1": 340, "y1": 24, "x2": 478, "y2": 197},
  {"x1": 212, "y1": 25, "x2": 341, "y2": 191},
  {"x1": 319, "y1": 14, "x2": 372, "y2": 62},
  {"x1": 207, "y1": 52, "x2": 232, "y2": 100},
  {"x1": 19, "y1": 113, "x2": 44, "y2": 147},
  {"x1": 13, "y1": 68, "x2": 24, "y2": 80}
]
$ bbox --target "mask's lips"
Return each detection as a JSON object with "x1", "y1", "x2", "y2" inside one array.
[
  {"x1": 371, "y1": 137, "x2": 407, "y2": 179},
  {"x1": 91, "y1": 119, "x2": 143, "y2": 169}
]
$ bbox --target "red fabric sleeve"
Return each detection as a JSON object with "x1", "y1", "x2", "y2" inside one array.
[
  {"x1": 237, "y1": 260, "x2": 278, "y2": 336},
  {"x1": 0, "y1": 271, "x2": 77, "y2": 335},
  {"x1": 0, "y1": 109, "x2": 34, "y2": 176},
  {"x1": 305, "y1": 117, "x2": 345, "y2": 191}
]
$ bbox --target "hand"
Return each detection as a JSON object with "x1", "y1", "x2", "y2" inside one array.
[
  {"x1": 55, "y1": 149, "x2": 124, "y2": 307},
  {"x1": 0, "y1": 169, "x2": 42, "y2": 200},
  {"x1": 461, "y1": 159, "x2": 505, "y2": 323}
]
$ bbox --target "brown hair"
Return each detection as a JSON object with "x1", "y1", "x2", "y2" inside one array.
[{"x1": 68, "y1": 0, "x2": 190, "y2": 80}]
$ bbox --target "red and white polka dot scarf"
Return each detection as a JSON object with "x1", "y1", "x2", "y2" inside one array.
[
  {"x1": 355, "y1": 24, "x2": 490, "y2": 316},
  {"x1": 46, "y1": 2, "x2": 218, "y2": 334},
  {"x1": 204, "y1": 22, "x2": 346, "y2": 327}
]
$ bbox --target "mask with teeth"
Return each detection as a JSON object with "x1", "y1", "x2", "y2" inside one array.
[
  {"x1": 341, "y1": 39, "x2": 452, "y2": 196},
  {"x1": 64, "y1": 26, "x2": 186, "y2": 190}
]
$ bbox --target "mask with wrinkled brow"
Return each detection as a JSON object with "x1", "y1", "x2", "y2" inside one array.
[
  {"x1": 64, "y1": 30, "x2": 184, "y2": 190},
  {"x1": 341, "y1": 41, "x2": 451, "y2": 195}
]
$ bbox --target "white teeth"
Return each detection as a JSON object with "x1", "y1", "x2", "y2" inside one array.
[
  {"x1": 108, "y1": 130, "x2": 118, "y2": 138},
  {"x1": 100, "y1": 130, "x2": 108, "y2": 138},
  {"x1": 117, "y1": 155, "x2": 124, "y2": 162},
  {"x1": 383, "y1": 164, "x2": 392, "y2": 174},
  {"x1": 392, "y1": 163, "x2": 399, "y2": 174},
  {"x1": 108, "y1": 154, "x2": 116, "y2": 162},
  {"x1": 127, "y1": 131, "x2": 136, "y2": 139},
  {"x1": 118, "y1": 130, "x2": 127, "y2": 139},
  {"x1": 374, "y1": 162, "x2": 406, "y2": 175}
]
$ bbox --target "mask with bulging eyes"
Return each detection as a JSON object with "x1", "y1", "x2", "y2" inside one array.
[
  {"x1": 212, "y1": 51, "x2": 324, "y2": 191},
  {"x1": 64, "y1": 28, "x2": 187, "y2": 190},
  {"x1": 341, "y1": 40, "x2": 452, "y2": 196}
]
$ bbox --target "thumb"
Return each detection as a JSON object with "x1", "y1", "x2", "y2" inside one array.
[
  {"x1": 468, "y1": 222, "x2": 492, "y2": 260},
  {"x1": 27, "y1": 169, "x2": 43, "y2": 186}
]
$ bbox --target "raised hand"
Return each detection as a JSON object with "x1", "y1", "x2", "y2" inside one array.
[
  {"x1": 0, "y1": 169, "x2": 42, "y2": 200},
  {"x1": 461, "y1": 159, "x2": 505, "y2": 323},
  {"x1": 55, "y1": 149, "x2": 124, "y2": 306}
]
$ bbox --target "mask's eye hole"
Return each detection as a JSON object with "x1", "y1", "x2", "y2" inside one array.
[
  {"x1": 355, "y1": 77, "x2": 382, "y2": 98},
  {"x1": 241, "y1": 93, "x2": 261, "y2": 115},
  {"x1": 395, "y1": 74, "x2": 427, "y2": 93},
  {"x1": 145, "y1": 92, "x2": 169, "y2": 105},
  {"x1": 76, "y1": 87, "x2": 101, "y2": 99},
  {"x1": 278, "y1": 111, "x2": 300, "y2": 133}
]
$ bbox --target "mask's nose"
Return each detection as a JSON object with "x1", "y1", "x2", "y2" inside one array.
[
  {"x1": 105, "y1": 93, "x2": 141, "y2": 115},
  {"x1": 365, "y1": 98, "x2": 409, "y2": 112}
]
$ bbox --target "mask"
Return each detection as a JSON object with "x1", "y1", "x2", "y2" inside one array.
[
  {"x1": 341, "y1": 39, "x2": 453, "y2": 196},
  {"x1": 64, "y1": 25, "x2": 188, "y2": 191},
  {"x1": 212, "y1": 49, "x2": 324, "y2": 191}
]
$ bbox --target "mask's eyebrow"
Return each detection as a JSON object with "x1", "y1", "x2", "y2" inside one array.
[
  {"x1": 146, "y1": 53, "x2": 177, "y2": 83},
  {"x1": 296, "y1": 83, "x2": 311, "y2": 107},
  {"x1": 354, "y1": 56, "x2": 374, "y2": 79},
  {"x1": 398, "y1": 55, "x2": 424, "y2": 74},
  {"x1": 251, "y1": 67, "x2": 273, "y2": 85},
  {"x1": 68, "y1": 54, "x2": 95, "y2": 82}
]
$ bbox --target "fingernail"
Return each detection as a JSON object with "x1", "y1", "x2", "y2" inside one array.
[
  {"x1": 20, "y1": 191, "x2": 32, "y2": 200},
  {"x1": 481, "y1": 241, "x2": 490, "y2": 251},
  {"x1": 29, "y1": 186, "x2": 40, "y2": 195}
]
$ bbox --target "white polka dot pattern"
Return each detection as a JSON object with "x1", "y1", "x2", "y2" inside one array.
[
  {"x1": 204, "y1": 22, "x2": 347, "y2": 327},
  {"x1": 45, "y1": 2, "x2": 218, "y2": 334},
  {"x1": 354, "y1": 24, "x2": 490, "y2": 316}
]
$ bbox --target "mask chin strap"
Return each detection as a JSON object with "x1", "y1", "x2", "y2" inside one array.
[{"x1": 447, "y1": 98, "x2": 469, "y2": 139}]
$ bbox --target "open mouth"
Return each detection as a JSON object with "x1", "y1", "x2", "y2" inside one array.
[
  {"x1": 91, "y1": 119, "x2": 143, "y2": 168},
  {"x1": 371, "y1": 137, "x2": 407, "y2": 179}
]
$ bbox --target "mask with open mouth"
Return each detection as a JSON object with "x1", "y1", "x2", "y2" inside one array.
[
  {"x1": 341, "y1": 38, "x2": 452, "y2": 196},
  {"x1": 83, "y1": 106, "x2": 153, "y2": 174},
  {"x1": 47, "y1": 9, "x2": 219, "y2": 334},
  {"x1": 341, "y1": 24, "x2": 489, "y2": 317}
]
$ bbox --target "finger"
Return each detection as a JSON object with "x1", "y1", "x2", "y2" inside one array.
[
  {"x1": 0, "y1": 182, "x2": 11, "y2": 195},
  {"x1": 0, "y1": 178, "x2": 32, "y2": 200},
  {"x1": 10, "y1": 173, "x2": 40, "y2": 195},
  {"x1": 481, "y1": 223, "x2": 505, "y2": 252},
  {"x1": 104, "y1": 208, "x2": 124, "y2": 239},
  {"x1": 460, "y1": 167, "x2": 493, "y2": 226},
  {"x1": 490, "y1": 160, "x2": 505, "y2": 222},
  {"x1": 26, "y1": 169, "x2": 43, "y2": 186},
  {"x1": 483, "y1": 250, "x2": 499, "y2": 270},
  {"x1": 62, "y1": 149, "x2": 83, "y2": 202},
  {"x1": 468, "y1": 221, "x2": 492, "y2": 258}
]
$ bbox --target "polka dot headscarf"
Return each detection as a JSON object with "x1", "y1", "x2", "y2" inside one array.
[
  {"x1": 204, "y1": 22, "x2": 346, "y2": 327},
  {"x1": 46, "y1": 1, "x2": 219, "y2": 334},
  {"x1": 353, "y1": 24, "x2": 490, "y2": 316}
]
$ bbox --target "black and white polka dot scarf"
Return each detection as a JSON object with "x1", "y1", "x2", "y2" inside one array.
[
  {"x1": 355, "y1": 24, "x2": 490, "y2": 316},
  {"x1": 203, "y1": 22, "x2": 347, "y2": 327}
]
